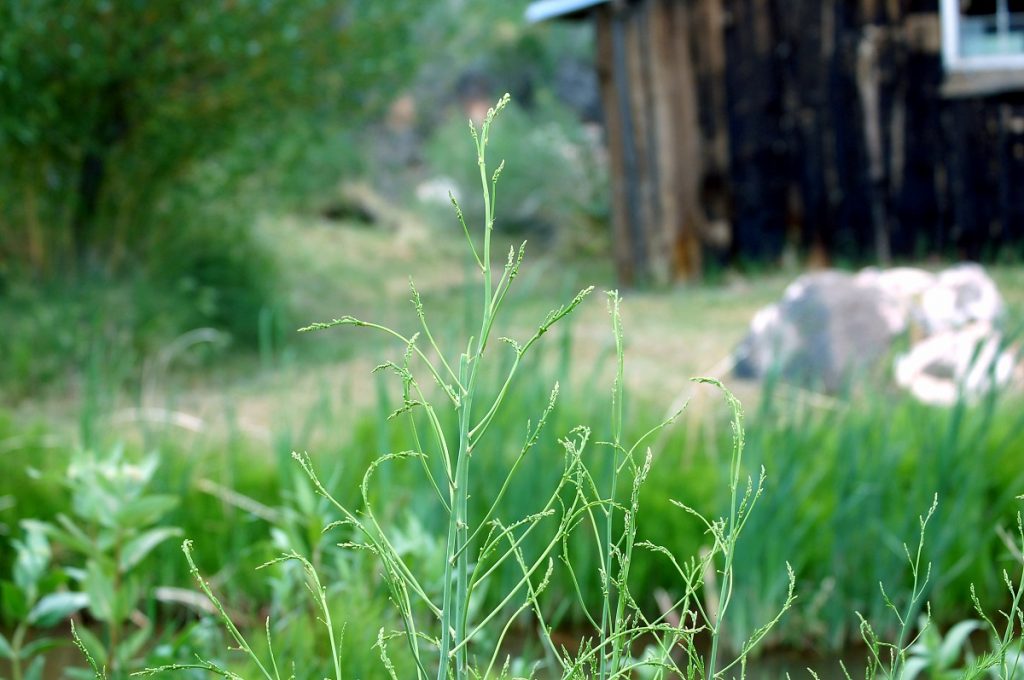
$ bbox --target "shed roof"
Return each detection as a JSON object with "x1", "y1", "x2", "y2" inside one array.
[{"x1": 525, "y1": 0, "x2": 609, "y2": 23}]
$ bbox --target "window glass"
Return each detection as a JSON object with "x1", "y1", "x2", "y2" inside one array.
[{"x1": 959, "y1": 0, "x2": 1024, "y2": 57}]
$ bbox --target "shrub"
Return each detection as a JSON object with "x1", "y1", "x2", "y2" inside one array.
[
  {"x1": 424, "y1": 94, "x2": 609, "y2": 254},
  {"x1": 0, "y1": 0, "x2": 421, "y2": 274}
]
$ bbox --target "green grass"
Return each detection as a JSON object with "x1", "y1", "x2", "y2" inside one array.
[
  {"x1": 4, "y1": 122, "x2": 1024, "y2": 676},
  {"x1": 4, "y1": 246, "x2": 1024, "y2": 676},
  {"x1": 4, "y1": 253, "x2": 1024, "y2": 675}
]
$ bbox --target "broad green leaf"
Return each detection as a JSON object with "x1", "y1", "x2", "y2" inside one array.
[
  {"x1": 119, "y1": 527, "x2": 182, "y2": 572},
  {"x1": 45, "y1": 514, "x2": 94, "y2": 555},
  {"x1": 64, "y1": 566, "x2": 88, "y2": 584},
  {"x1": 908, "y1": 615, "x2": 940, "y2": 657},
  {"x1": 39, "y1": 567, "x2": 69, "y2": 594},
  {"x1": 84, "y1": 561, "x2": 115, "y2": 623},
  {"x1": 64, "y1": 670, "x2": 97, "y2": 680},
  {"x1": 115, "y1": 624, "x2": 151, "y2": 666},
  {"x1": 902, "y1": 656, "x2": 929, "y2": 680},
  {"x1": 937, "y1": 619, "x2": 983, "y2": 669},
  {"x1": 23, "y1": 655, "x2": 45, "y2": 680},
  {"x1": 115, "y1": 575, "x2": 142, "y2": 625},
  {"x1": 1, "y1": 580, "x2": 29, "y2": 621},
  {"x1": 94, "y1": 529, "x2": 121, "y2": 554},
  {"x1": 115, "y1": 495, "x2": 178, "y2": 529},
  {"x1": 13, "y1": 520, "x2": 51, "y2": 595},
  {"x1": 28, "y1": 591, "x2": 90, "y2": 627},
  {"x1": 0, "y1": 630, "x2": 13, "y2": 659},
  {"x1": 20, "y1": 636, "x2": 66, "y2": 659}
]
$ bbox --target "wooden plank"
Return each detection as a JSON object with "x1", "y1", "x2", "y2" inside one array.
[
  {"x1": 624, "y1": 0, "x2": 656, "y2": 282},
  {"x1": 646, "y1": 0, "x2": 678, "y2": 283},
  {"x1": 692, "y1": 0, "x2": 732, "y2": 257},
  {"x1": 855, "y1": 24, "x2": 892, "y2": 263},
  {"x1": 693, "y1": 0, "x2": 730, "y2": 176},
  {"x1": 595, "y1": 7, "x2": 635, "y2": 284},
  {"x1": 587, "y1": 0, "x2": 1024, "y2": 272},
  {"x1": 722, "y1": 0, "x2": 789, "y2": 261},
  {"x1": 667, "y1": 0, "x2": 703, "y2": 279},
  {"x1": 817, "y1": 0, "x2": 841, "y2": 260}
]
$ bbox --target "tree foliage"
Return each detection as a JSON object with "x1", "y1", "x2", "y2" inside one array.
[{"x1": 0, "y1": 0, "x2": 420, "y2": 279}]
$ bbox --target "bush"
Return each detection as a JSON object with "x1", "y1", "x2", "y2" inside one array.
[
  {"x1": 0, "y1": 1, "x2": 424, "y2": 393},
  {"x1": 0, "y1": 0, "x2": 421, "y2": 272},
  {"x1": 424, "y1": 94, "x2": 609, "y2": 253}
]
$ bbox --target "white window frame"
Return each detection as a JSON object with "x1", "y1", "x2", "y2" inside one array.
[{"x1": 941, "y1": 0, "x2": 1024, "y2": 71}]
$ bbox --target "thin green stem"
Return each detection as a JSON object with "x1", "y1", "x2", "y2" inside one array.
[
  {"x1": 443, "y1": 99, "x2": 509, "y2": 680},
  {"x1": 410, "y1": 279, "x2": 463, "y2": 392},
  {"x1": 182, "y1": 540, "x2": 276, "y2": 680},
  {"x1": 454, "y1": 385, "x2": 558, "y2": 560},
  {"x1": 11, "y1": 622, "x2": 26, "y2": 680},
  {"x1": 600, "y1": 292, "x2": 625, "y2": 678},
  {"x1": 300, "y1": 319, "x2": 462, "y2": 405},
  {"x1": 700, "y1": 379, "x2": 745, "y2": 680}
]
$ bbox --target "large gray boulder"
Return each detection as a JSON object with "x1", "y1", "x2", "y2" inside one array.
[
  {"x1": 733, "y1": 271, "x2": 897, "y2": 392},
  {"x1": 733, "y1": 264, "x2": 1016, "y2": 403}
]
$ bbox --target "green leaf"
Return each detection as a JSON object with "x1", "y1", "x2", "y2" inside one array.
[
  {"x1": 115, "y1": 495, "x2": 178, "y2": 529},
  {"x1": 46, "y1": 515, "x2": 94, "y2": 555},
  {"x1": 115, "y1": 624, "x2": 151, "y2": 666},
  {"x1": 1, "y1": 580, "x2": 29, "y2": 621},
  {"x1": 115, "y1": 575, "x2": 142, "y2": 625},
  {"x1": 84, "y1": 561, "x2": 115, "y2": 623},
  {"x1": 23, "y1": 655, "x2": 45, "y2": 680},
  {"x1": 119, "y1": 527, "x2": 182, "y2": 572},
  {"x1": 20, "y1": 636, "x2": 66, "y2": 659},
  {"x1": 28, "y1": 591, "x2": 90, "y2": 627},
  {"x1": 13, "y1": 520, "x2": 51, "y2": 595},
  {"x1": 902, "y1": 656, "x2": 929, "y2": 680},
  {"x1": 65, "y1": 670, "x2": 99, "y2": 680},
  {"x1": 64, "y1": 566, "x2": 88, "y2": 584},
  {"x1": 937, "y1": 619, "x2": 983, "y2": 669},
  {"x1": 0, "y1": 630, "x2": 13, "y2": 659}
]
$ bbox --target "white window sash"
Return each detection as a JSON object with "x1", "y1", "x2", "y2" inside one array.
[{"x1": 940, "y1": 0, "x2": 1024, "y2": 71}]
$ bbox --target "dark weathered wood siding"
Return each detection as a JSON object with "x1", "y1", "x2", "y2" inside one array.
[{"x1": 593, "y1": 0, "x2": 1024, "y2": 283}]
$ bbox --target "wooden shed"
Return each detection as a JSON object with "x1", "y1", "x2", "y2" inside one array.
[{"x1": 527, "y1": 0, "x2": 1024, "y2": 284}]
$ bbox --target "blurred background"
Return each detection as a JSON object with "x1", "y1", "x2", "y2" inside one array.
[{"x1": 1, "y1": 0, "x2": 1024, "y2": 677}]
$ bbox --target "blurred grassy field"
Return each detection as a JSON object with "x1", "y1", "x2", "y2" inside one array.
[
  {"x1": 16, "y1": 214, "x2": 795, "y2": 434},
  {"x1": 24, "y1": 212, "x2": 1017, "y2": 444}
]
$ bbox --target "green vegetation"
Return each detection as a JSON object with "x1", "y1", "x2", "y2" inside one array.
[
  {"x1": 124, "y1": 94, "x2": 794, "y2": 680},
  {"x1": 425, "y1": 93, "x2": 608, "y2": 250},
  {"x1": 1, "y1": 3, "x2": 1023, "y2": 674},
  {"x1": 0, "y1": 0, "x2": 418, "y2": 273},
  {"x1": 0, "y1": 0, "x2": 423, "y2": 399},
  {"x1": 0, "y1": 1, "x2": 603, "y2": 402},
  {"x1": 2, "y1": 93, "x2": 1024, "y2": 678}
]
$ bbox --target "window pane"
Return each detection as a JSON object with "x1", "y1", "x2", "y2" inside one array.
[{"x1": 960, "y1": 0, "x2": 1024, "y2": 56}]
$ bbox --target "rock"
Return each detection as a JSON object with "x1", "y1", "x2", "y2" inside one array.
[
  {"x1": 733, "y1": 264, "x2": 1017, "y2": 403},
  {"x1": 917, "y1": 263, "x2": 1004, "y2": 333},
  {"x1": 853, "y1": 266, "x2": 937, "y2": 334},
  {"x1": 321, "y1": 181, "x2": 430, "y2": 245},
  {"x1": 415, "y1": 176, "x2": 461, "y2": 207},
  {"x1": 894, "y1": 321, "x2": 1015, "y2": 406},
  {"x1": 733, "y1": 271, "x2": 897, "y2": 392}
]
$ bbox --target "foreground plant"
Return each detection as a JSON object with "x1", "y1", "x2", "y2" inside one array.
[
  {"x1": 1, "y1": 448, "x2": 183, "y2": 679},
  {"x1": 842, "y1": 496, "x2": 1024, "y2": 680},
  {"x1": 138, "y1": 94, "x2": 792, "y2": 679},
  {"x1": 1, "y1": 520, "x2": 61, "y2": 680}
]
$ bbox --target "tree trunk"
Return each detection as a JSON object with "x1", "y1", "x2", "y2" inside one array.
[{"x1": 70, "y1": 81, "x2": 128, "y2": 274}]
